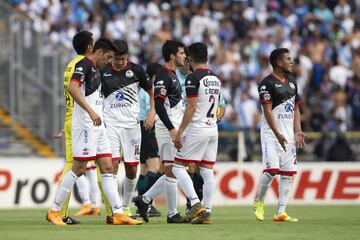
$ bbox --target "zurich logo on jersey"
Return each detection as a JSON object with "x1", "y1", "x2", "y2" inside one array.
[
  {"x1": 115, "y1": 92, "x2": 124, "y2": 101},
  {"x1": 285, "y1": 103, "x2": 293, "y2": 112}
]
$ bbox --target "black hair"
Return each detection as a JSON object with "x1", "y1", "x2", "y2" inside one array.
[
  {"x1": 187, "y1": 42, "x2": 208, "y2": 63},
  {"x1": 72, "y1": 30, "x2": 93, "y2": 55},
  {"x1": 93, "y1": 38, "x2": 118, "y2": 53},
  {"x1": 162, "y1": 40, "x2": 185, "y2": 62},
  {"x1": 146, "y1": 63, "x2": 162, "y2": 79},
  {"x1": 113, "y1": 39, "x2": 129, "y2": 56},
  {"x1": 269, "y1": 48, "x2": 289, "y2": 69}
]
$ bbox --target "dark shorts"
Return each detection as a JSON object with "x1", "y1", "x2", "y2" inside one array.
[{"x1": 140, "y1": 121, "x2": 159, "y2": 163}]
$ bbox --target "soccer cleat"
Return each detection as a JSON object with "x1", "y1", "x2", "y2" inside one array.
[
  {"x1": 148, "y1": 205, "x2": 161, "y2": 217},
  {"x1": 75, "y1": 203, "x2": 93, "y2": 216},
  {"x1": 254, "y1": 201, "x2": 264, "y2": 221},
  {"x1": 182, "y1": 202, "x2": 206, "y2": 223},
  {"x1": 112, "y1": 213, "x2": 142, "y2": 225},
  {"x1": 106, "y1": 215, "x2": 113, "y2": 224},
  {"x1": 167, "y1": 213, "x2": 184, "y2": 224},
  {"x1": 46, "y1": 210, "x2": 67, "y2": 226},
  {"x1": 132, "y1": 195, "x2": 149, "y2": 223},
  {"x1": 62, "y1": 216, "x2": 81, "y2": 225},
  {"x1": 91, "y1": 207, "x2": 101, "y2": 216},
  {"x1": 191, "y1": 211, "x2": 211, "y2": 224},
  {"x1": 273, "y1": 212, "x2": 298, "y2": 222}
]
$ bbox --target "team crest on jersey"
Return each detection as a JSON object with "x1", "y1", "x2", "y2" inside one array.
[
  {"x1": 160, "y1": 88, "x2": 167, "y2": 95},
  {"x1": 82, "y1": 147, "x2": 89, "y2": 156},
  {"x1": 289, "y1": 82, "x2": 295, "y2": 89},
  {"x1": 263, "y1": 93, "x2": 271, "y2": 100},
  {"x1": 115, "y1": 92, "x2": 124, "y2": 101},
  {"x1": 126, "y1": 70, "x2": 134, "y2": 78}
]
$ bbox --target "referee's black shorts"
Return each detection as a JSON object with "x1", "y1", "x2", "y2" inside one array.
[{"x1": 140, "y1": 120, "x2": 159, "y2": 164}]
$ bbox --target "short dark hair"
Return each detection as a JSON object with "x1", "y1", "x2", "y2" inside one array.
[
  {"x1": 72, "y1": 30, "x2": 93, "y2": 55},
  {"x1": 93, "y1": 38, "x2": 118, "y2": 53},
  {"x1": 162, "y1": 40, "x2": 185, "y2": 62},
  {"x1": 146, "y1": 63, "x2": 162, "y2": 79},
  {"x1": 113, "y1": 39, "x2": 129, "y2": 56},
  {"x1": 187, "y1": 42, "x2": 208, "y2": 63},
  {"x1": 269, "y1": 48, "x2": 289, "y2": 69}
]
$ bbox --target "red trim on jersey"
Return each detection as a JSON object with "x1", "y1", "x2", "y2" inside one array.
[
  {"x1": 270, "y1": 73, "x2": 288, "y2": 84},
  {"x1": 295, "y1": 100, "x2": 302, "y2": 106},
  {"x1": 174, "y1": 157, "x2": 201, "y2": 164},
  {"x1": 111, "y1": 61, "x2": 129, "y2": 73},
  {"x1": 260, "y1": 100, "x2": 272, "y2": 104},
  {"x1": 124, "y1": 162, "x2": 140, "y2": 166},
  {"x1": 162, "y1": 160, "x2": 174, "y2": 163},
  {"x1": 86, "y1": 57, "x2": 97, "y2": 68},
  {"x1": 146, "y1": 88, "x2": 153, "y2": 93},
  {"x1": 71, "y1": 79, "x2": 82, "y2": 86},
  {"x1": 163, "y1": 66, "x2": 177, "y2": 77},
  {"x1": 154, "y1": 94, "x2": 166, "y2": 99},
  {"x1": 279, "y1": 170, "x2": 297, "y2": 175},
  {"x1": 74, "y1": 156, "x2": 97, "y2": 161},
  {"x1": 195, "y1": 67, "x2": 209, "y2": 71},
  {"x1": 112, "y1": 157, "x2": 122, "y2": 162},
  {"x1": 263, "y1": 168, "x2": 280, "y2": 173},
  {"x1": 97, "y1": 153, "x2": 112, "y2": 158},
  {"x1": 86, "y1": 166, "x2": 97, "y2": 170},
  {"x1": 187, "y1": 94, "x2": 198, "y2": 98},
  {"x1": 201, "y1": 160, "x2": 215, "y2": 165}
]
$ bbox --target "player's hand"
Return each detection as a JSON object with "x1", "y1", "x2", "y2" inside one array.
[
  {"x1": 174, "y1": 130, "x2": 183, "y2": 149},
  {"x1": 295, "y1": 131, "x2": 306, "y2": 149},
  {"x1": 53, "y1": 129, "x2": 65, "y2": 139},
  {"x1": 89, "y1": 110, "x2": 102, "y2": 126},
  {"x1": 144, "y1": 110, "x2": 155, "y2": 130},
  {"x1": 276, "y1": 132, "x2": 287, "y2": 152}
]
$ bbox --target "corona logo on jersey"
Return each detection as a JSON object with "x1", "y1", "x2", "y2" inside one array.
[{"x1": 203, "y1": 78, "x2": 220, "y2": 88}]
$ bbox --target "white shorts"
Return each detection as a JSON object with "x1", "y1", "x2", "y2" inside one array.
[
  {"x1": 261, "y1": 141, "x2": 297, "y2": 175},
  {"x1": 156, "y1": 129, "x2": 176, "y2": 165},
  {"x1": 72, "y1": 127, "x2": 111, "y2": 161},
  {"x1": 175, "y1": 133, "x2": 218, "y2": 166},
  {"x1": 106, "y1": 125, "x2": 141, "y2": 166}
]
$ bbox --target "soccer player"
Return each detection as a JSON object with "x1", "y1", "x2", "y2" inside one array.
[
  {"x1": 136, "y1": 63, "x2": 163, "y2": 217},
  {"x1": 46, "y1": 38, "x2": 142, "y2": 226},
  {"x1": 101, "y1": 39, "x2": 155, "y2": 217},
  {"x1": 254, "y1": 48, "x2": 305, "y2": 222},
  {"x1": 173, "y1": 42, "x2": 221, "y2": 224},
  {"x1": 133, "y1": 40, "x2": 186, "y2": 224}
]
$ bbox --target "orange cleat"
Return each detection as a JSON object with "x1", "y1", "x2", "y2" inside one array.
[
  {"x1": 75, "y1": 204, "x2": 93, "y2": 216},
  {"x1": 91, "y1": 207, "x2": 101, "y2": 216},
  {"x1": 46, "y1": 210, "x2": 66, "y2": 226},
  {"x1": 112, "y1": 213, "x2": 142, "y2": 225}
]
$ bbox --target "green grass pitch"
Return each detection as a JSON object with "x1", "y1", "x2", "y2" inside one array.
[{"x1": 0, "y1": 205, "x2": 359, "y2": 240}]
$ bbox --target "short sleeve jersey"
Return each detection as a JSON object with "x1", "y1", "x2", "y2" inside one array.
[
  {"x1": 154, "y1": 66, "x2": 183, "y2": 128},
  {"x1": 71, "y1": 57, "x2": 103, "y2": 130},
  {"x1": 101, "y1": 62, "x2": 152, "y2": 128},
  {"x1": 258, "y1": 74, "x2": 301, "y2": 143},
  {"x1": 185, "y1": 68, "x2": 221, "y2": 134}
]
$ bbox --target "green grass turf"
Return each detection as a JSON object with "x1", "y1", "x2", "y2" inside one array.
[{"x1": 0, "y1": 205, "x2": 359, "y2": 240}]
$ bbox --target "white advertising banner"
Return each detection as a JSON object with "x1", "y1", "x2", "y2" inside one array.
[{"x1": 0, "y1": 158, "x2": 359, "y2": 208}]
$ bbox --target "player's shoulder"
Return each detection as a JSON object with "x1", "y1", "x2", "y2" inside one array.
[
  {"x1": 100, "y1": 63, "x2": 113, "y2": 74},
  {"x1": 74, "y1": 57, "x2": 92, "y2": 70},
  {"x1": 258, "y1": 75, "x2": 274, "y2": 87},
  {"x1": 128, "y1": 62, "x2": 144, "y2": 72},
  {"x1": 65, "y1": 55, "x2": 84, "y2": 71}
]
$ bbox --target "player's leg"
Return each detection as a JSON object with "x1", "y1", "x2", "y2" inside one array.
[
  {"x1": 254, "y1": 141, "x2": 279, "y2": 221},
  {"x1": 172, "y1": 134, "x2": 206, "y2": 223},
  {"x1": 74, "y1": 174, "x2": 92, "y2": 216},
  {"x1": 96, "y1": 164, "x2": 113, "y2": 223},
  {"x1": 273, "y1": 143, "x2": 298, "y2": 222},
  {"x1": 191, "y1": 135, "x2": 218, "y2": 224},
  {"x1": 96, "y1": 128, "x2": 142, "y2": 225},
  {"x1": 86, "y1": 161, "x2": 101, "y2": 215}
]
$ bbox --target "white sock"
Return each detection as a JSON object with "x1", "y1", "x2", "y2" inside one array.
[
  {"x1": 200, "y1": 167, "x2": 215, "y2": 213},
  {"x1": 277, "y1": 175, "x2": 292, "y2": 214},
  {"x1": 256, "y1": 172, "x2": 275, "y2": 202},
  {"x1": 86, "y1": 169, "x2": 101, "y2": 208},
  {"x1": 172, "y1": 164, "x2": 199, "y2": 206},
  {"x1": 164, "y1": 176, "x2": 178, "y2": 217},
  {"x1": 101, "y1": 173, "x2": 123, "y2": 214},
  {"x1": 113, "y1": 175, "x2": 118, "y2": 193},
  {"x1": 76, "y1": 175, "x2": 91, "y2": 205},
  {"x1": 52, "y1": 170, "x2": 78, "y2": 211},
  {"x1": 122, "y1": 176, "x2": 137, "y2": 209},
  {"x1": 143, "y1": 174, "x2": 165, "y2": 203}
]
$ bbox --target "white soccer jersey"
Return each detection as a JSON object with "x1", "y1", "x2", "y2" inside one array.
[
  {"x1": 101, "y1": 62, "x2": 152, "y2": 128},
  {"x1": 71, "y1": 58, "x2": 104, "y2": 130},
  {"x1": 258, "y1": 74, "x2": 301, "y2": 143},
  {"x1": 185, "y1": 67, "x2": 221, "y2": 134}
]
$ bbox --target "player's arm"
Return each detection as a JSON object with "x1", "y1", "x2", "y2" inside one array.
[
  {"x1": 294, "y1": 94, "x2": 305, "y2": 149},
  {"x1": 217, "y1": 93, "x2": 226, "y2": 123},
  {"x1": 68, "y1": 63, "x2": 101, "y2": 126},
  {"x1": 139, "y1": 68, "x2": 156, "y2": 130}
]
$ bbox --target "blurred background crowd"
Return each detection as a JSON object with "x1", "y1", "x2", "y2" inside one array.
[{"x1": 6, "y1": 0, "x2": 360, "y2": 133}]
